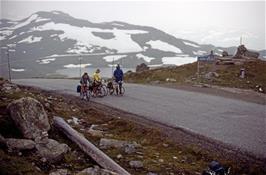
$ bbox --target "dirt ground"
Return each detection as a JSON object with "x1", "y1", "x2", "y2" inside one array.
[{"x1": 0, "y1": 81, "x2": 266, "y2": 175}]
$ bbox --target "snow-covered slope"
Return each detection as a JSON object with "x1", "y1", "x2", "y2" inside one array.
[{"x1": 0, "y1": 11, "x2": 264, "y2": 78}]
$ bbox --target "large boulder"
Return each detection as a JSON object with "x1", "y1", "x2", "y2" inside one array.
[
  {"x1": 7, "y1": 97, "x2": 50, "y2": 139},
  {"x1": 234, "y1": 45, "x2": 259, "y2": 58},
  {"x1": 6, "y1": 138, "x2": 36, "y2": 151},
  {"x1": 136, "y1": 63, "x2": 149, "y2": 72},
  {"x1": 1, "y1": 83, "x2": 20, "y2": 93},
  {"x1": 36, "y1": 139, "x2": 70, "y2": 162}
]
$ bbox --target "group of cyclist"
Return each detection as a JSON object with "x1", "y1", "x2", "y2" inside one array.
[{"x1": 79, "y1": 64, "x2": 124, "y2": 98}]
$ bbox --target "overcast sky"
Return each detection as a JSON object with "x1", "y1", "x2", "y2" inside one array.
[{"x1": 1, "y1": 0, "x2": 265, "y2": 50}]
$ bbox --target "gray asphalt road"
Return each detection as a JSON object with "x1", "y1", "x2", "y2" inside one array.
[{"x1": 14, "y1": 79, "x2": 266, "y2": 157}]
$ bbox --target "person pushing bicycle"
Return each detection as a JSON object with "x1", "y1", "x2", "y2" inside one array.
[
  {"x1": 80, "y1": 72, "x2": 91, "y2": 98},
  {"x1": 113, "y1": 64, "x2": 124, "y2": 94}
]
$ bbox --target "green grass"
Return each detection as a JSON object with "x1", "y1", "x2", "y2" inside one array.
[{"x1": 125, "y1": 60, "x2": 266, "y2": 92}]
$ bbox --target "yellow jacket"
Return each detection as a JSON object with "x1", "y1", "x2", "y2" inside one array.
[{"x1": 93, "y1": 72, "x2": 101, "y2": 82}]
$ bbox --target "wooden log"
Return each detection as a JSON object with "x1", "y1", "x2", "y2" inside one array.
[{"x1": 53, "y1": 116, "x2": 131, "y2": 175}]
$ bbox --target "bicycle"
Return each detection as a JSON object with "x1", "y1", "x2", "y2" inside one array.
[
  {"x1": 113, "y1": 81, "x2": 125, "y2": 96},
  {"x1": 80, "y1": 85, "x2": 91, "y2": 101},
  {"x1": 91, "y1": 82, "x2": 106, "y2": 98}
]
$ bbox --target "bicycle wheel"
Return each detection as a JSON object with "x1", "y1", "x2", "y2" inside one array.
[
  {"x1": 98, "y1": 86, "x2": 106, "y2": 97},
  {"x1": 85, "y1": 91, "x2": 91, "y2": 101},
  {"x1": 102, "y1": 84, "x2": 108, "y2": 96},
  {"x1": 120, "y1": 86, "x2": 125, "y2": 95}
]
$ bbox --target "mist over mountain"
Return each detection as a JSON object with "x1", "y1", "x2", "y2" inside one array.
[{"x1": 0, "y1": 11, "x2": 265, "y2": 78}]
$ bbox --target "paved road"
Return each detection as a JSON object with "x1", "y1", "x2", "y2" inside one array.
[{"x1": 14, "y1": 79, "x2": 266, "y2": 157}]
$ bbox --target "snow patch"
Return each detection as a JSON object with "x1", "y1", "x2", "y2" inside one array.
[
  {"x1": 67, "y1": 42, "x2": 89, "y2": 54},
  {"x1": 136, "y1": 53, "x2": 155, "y2": 63},
  {"x1": 11, "y1": 68, "x2": 25, "y2": 72},
  {"x1": 162, "y1": 57, "x2": 197, "y2": 66},
  {"x1": 103, "y1": 55, "x2": 127, "y2": 62},
  {"x1": 183, "y1": 41, "x2": 200, "y2": 48},
  {"x1": 9, "y1": 35, "x2": 17, "y2": 39},
  {"x1": 18, "y1": 36, "x2": 42, "y2": 44},
  {"x1": 146, "y1": 40, "x2": 182, "y2": 53},
  {"x1": 193, "y1": 50, "x2": 207, "y2": 56},
  {"x1": 10, "y1": 14, "x2": 38, "y2": 29},
  {"x1": 34, "y1": 22, "x2": 148, "y2": 53},
  {"x1": 218, "y1": 49, "x2": 223, "y2": 52},
  {"x1": 0, "y1": 30, "x2": 13, "y2": 40},
  {"x1": 63, "y1": 63, "x2": 92, "y2": 68},
  {"x1": 35, "y1": 17, "x2": 50, "y2": 23},
  {"x1": 148, "y1": 64, "x2": 163, "y2": 68},
  {"x1": 36, "y1": 58, "x2": 56, "y2": 64}
]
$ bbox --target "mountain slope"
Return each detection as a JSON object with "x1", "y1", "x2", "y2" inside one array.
[{"x1": 0, "y1": 11, "x2": 265, "y2": 78}]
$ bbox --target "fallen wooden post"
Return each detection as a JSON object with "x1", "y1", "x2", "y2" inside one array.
[{"x1": 53, "y1": 116, "x2": 131, "y2": 175}]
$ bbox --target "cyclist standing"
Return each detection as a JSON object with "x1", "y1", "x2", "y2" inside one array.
[
  {"x1": 113, "y1": 64, "x2": 124, "y2": 94},
  {"x1": 92, "y1": 69, "x2": 102, "y2": 94},
  {"x1": 80, "y1": 72, "x2": 90, "y2": 99}
]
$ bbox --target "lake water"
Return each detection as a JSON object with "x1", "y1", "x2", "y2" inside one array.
[{"x1": 56, "y1": 67, "x2": 134, "y2": 78}]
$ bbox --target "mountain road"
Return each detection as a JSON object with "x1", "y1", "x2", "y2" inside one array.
[{"x1": 14, "y1": 79, "x2": 266, "y2": 158}]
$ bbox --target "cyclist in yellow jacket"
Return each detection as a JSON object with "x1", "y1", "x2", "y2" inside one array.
[{"x1": 93, "y1": 69, "x2": 101, "y2": 83}]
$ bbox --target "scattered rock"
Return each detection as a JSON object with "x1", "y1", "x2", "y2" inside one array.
[
  {"x1": 166, "y1": 78, "x2": 177, "y2": 82},
  {"x1": 124, "y1": 144, "x2": 136, "y2": 154},
  {"x1": 158, "y1": 159, "x2": 164, "y2": 163},
  {"x1": 7, "y1": 97, "x2": 50, "y2": 139},
  {"x1": 1, "y1": 83, "x2": 20, "y2": 93},
  {"x1": 204, "y1": 72, "x2": 219, "y2": 80},
  {"x1": 36, "y1": 139, "x2": 70, "y2": 162},
  {"x1": 6, "y1": 138, "x2": 36, "y2": 151},
  {"x1": 116, "y1": 154, "x2": 123, "y2": 159},
  {"x1": 222, "y1": 51, "x2": 229, "y2": 57},
  {"x1": 129, "y1": 160, "x2": 143, "y2": 169},
  {"x1": 136, "y1": 63, "x2": 149, "y2": 72},
  {"x1": 76, "y1": 166, "x2": 117, "y2": 175},
  {"x1": 147, "y1": 172, "x2": 158, "y2": 175},
  {"x1": 99, "y1": 138, "x2": 141, "y2": 152},
  {"x1": 87, "y1": 125, "x2": 105, "y2": 137},
  {"x1": 49, "y1": 169, "x2": 69, "y2": 175},
  {"x1": 162, "y1": 143, "x2": 169, "y2": 147}
]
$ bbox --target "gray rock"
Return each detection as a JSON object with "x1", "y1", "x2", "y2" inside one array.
[
  {"x1": 7, "y1": 97, "x2": 50, "y2": 139},
  {"x1": 1, "y1": 83, "x2": 20, "y2": 93},
  {"x1": 76, "y1": 166, "x2": 117, "y2": 175},
  {"x1": 124, "y1": 144, "x2": 136, "y2": 154},
  {"x1": 129, "y1": 160, "x2": 143, "y2": 169},
  {"x1": 6, "y1": 138, "x2": 36, "y2": 151},
  {"x1": 166, "y1": 78, "x2": 177, "y2": 82},
  {"x1": 87, "y1": 125, "x2": 104, "y2": 137},
  {"x1": 147, "y1": 173, "x2": 158, "y2": 175},
  {"x1": 99, "y1": 138, "x2": 128, "y2": 149},
  {"x1": 99, "y1": 138, "x2": 141, "y2": 153},
  {"x1": 49, "y1": 169, "x2": 69, "y2": 175},
  {"x1": 136, "y1": 63, "x2": 149, "y2": 72},
  {"x1": 36, "y1": 139, "x2": 70, "y2": 162},
  {"x1": 204, "y1": 72, "x2": 219, "y2": 80}
]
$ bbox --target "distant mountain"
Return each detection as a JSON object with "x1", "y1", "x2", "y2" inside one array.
[{"x1": 0, "y1": 11, "x2": 265, "y2": 78}]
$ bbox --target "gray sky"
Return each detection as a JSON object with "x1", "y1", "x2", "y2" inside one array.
[{"x1": 1, "y1": 0, "x2": 265, "y2": 50}]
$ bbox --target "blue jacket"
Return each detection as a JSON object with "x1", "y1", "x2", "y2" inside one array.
[{"x1": 114, "y1": 68, "x2": 123, "y2": 81}]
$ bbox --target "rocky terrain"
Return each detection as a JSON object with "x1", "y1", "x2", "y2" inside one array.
[
  {"x1": 0, "y1": 78, "x2": 266, "y2": 175},
  {"x1": 125, "y1": 48, "x2": 266, "y2": 95}
]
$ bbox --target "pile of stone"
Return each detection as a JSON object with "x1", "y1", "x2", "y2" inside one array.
[
  {"x1": 136, "y1": 63, "x2": 149, "y2": 72},
  {"x1": 217, "y1": 45, "x2": 259, "y2": 65},
  {"x1": 1, "y1": 97, "x2": 70, "y2": 162}
]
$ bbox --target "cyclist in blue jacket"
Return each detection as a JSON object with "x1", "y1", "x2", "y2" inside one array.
[{"x1": 113, "y1": 64, "x2": 124, "y2": 94}]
